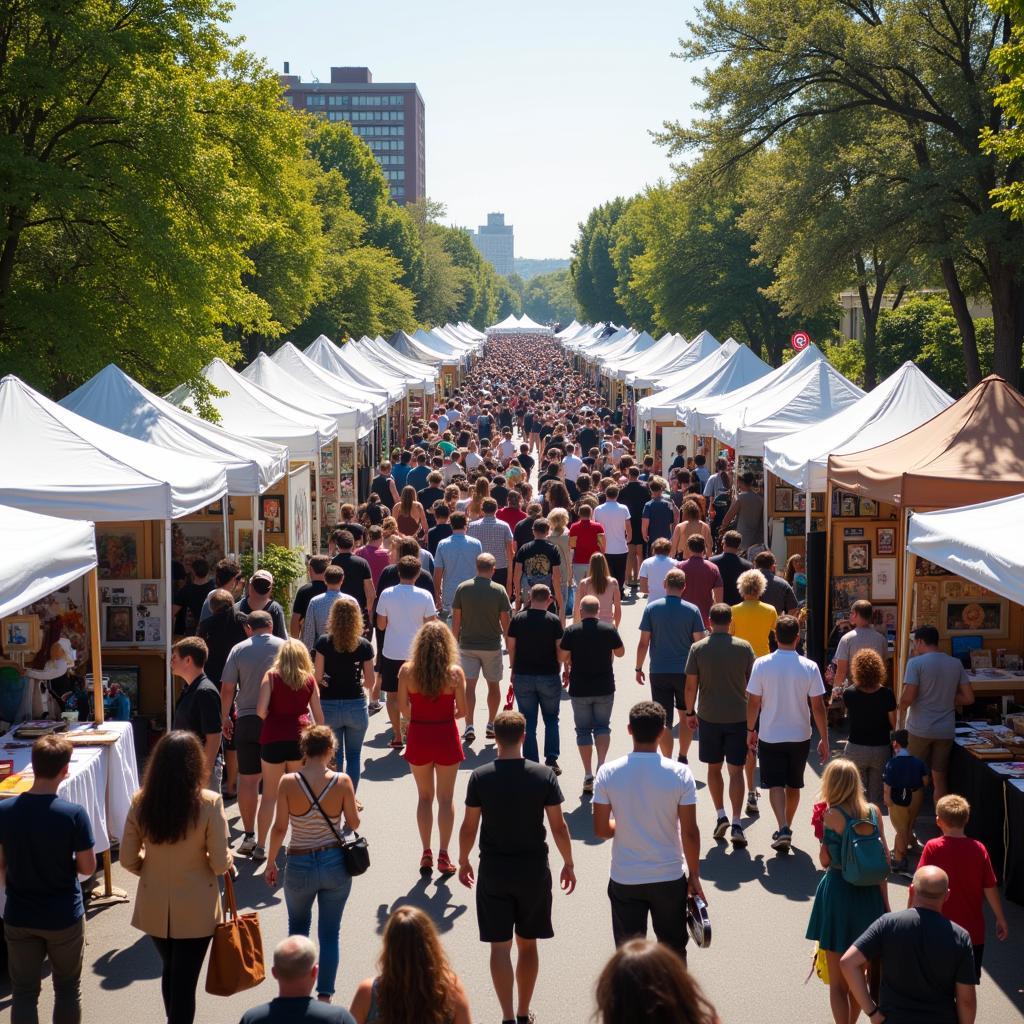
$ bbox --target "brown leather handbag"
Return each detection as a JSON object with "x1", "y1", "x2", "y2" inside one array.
[{"x1": 205, "y1": 871, "x2": 265, "y2": 996}]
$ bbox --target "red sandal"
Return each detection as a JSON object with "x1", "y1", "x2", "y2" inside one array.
[
  {"x1": 437, "y1": 850, "x2": 456, "y2": 876},
  {"x1": 420, "y1": 849, "x2": 433, "y2": 873}
]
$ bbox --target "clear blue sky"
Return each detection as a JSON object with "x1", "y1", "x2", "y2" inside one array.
[{"x1": 225, "y1": 0, "x2": 702, "y2": 258}]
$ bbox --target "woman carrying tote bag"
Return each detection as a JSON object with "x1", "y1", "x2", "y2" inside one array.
[{"x1": 121, "y1": 731, "x2": 233, "y2": 1024}]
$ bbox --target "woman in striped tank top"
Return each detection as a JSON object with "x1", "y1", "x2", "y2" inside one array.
[{"x1": 264, "y1": 725, "x2": 359, "y2": 1003}]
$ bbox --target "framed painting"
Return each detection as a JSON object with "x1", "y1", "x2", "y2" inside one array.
[
  {"x1": 2, "y1": 614, "x2": 41, "y2": 652},
  {"x1": 260, "y1": 495, "x2": 284, "y2": 535},
  {"x1": 872, "y1": 557, "x2": 897, "y2": 601},
  {"x1": 775, "y1": 487, "x2": 793, "y2": 513},
  {"x1": 831, "y1": 574, "x2": 871, "y2": 612},
  {"x1": 103, "y1": 605, "x2": 134, "y2": 644},
  {"x1": 876, "y1": 528, "x2": 895, "y2": 555},
  {"x1": 97, "y1": 527, "x2": 142, "y2": 580},
  {"x1": 940, "y1": 598, "x2": 1008, "y2": 638},
  {"x1": 172, "y1": 521, "x2": 224, "y2": 576},
  {"x1": 844, "y1": 540, "x2": 871, "y2": 574}
]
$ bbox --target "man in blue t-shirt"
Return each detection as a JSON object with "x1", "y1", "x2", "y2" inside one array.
[
  {"x1": 635, "y1": 568, "x2": 707, "y2": 762},
  {"x1": 0, "y1": 735, "x2": 96, "y2": 1024},
  {"x1": 641, "y1": 479, "x2": 677, "y2": 545}
]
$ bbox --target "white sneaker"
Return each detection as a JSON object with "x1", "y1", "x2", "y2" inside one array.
[
  {"x1": 582, "y1": 774, "x2": 595, "y2": 794},
  {"x1": 250, "y1": 845, "x2": 267, "y2": 864},
  {"x1": 237, "y1": 834, "x2": 256, "y2": 856}
]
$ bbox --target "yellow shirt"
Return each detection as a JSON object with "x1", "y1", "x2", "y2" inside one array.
[{"x1": 731, "y1": 601, "x2": 778, "y2": 658}]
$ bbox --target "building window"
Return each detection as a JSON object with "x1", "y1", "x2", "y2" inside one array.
[{"x1": 306, "y1": 95, "x2": 326, "y2": 107}]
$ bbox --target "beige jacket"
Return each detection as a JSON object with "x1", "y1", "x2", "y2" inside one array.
[{"x1": 120, "y1": 789, "x2": 231, "y2": 939}]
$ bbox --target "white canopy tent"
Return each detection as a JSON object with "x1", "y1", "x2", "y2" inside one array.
[
  {"x1": 355, "y1": 336, "x2": 438, "y2": 389},
  {"x1": 305, "y1": 336, "x2": 406, "y2": 404},
  {"x1": 61, "y1": 364, "x2": 288, "y2": 496},
  {"x1": 765, "y1": 362, "x2": 954, "y2": 492},
  {"x1": 272, "y1": 343, "x2": 386, "y2": 421},
  {"x1": 414, "y1": 328, "x2": 471, "y2": 365},
  {"x1": 457, "y1": 321, "x2": 486, "y2": 342},
  {"x1": 624, "y1": 332, "x2": 722, "y2": 388},
  {"x1": 640, "y1": 341, "x2": 769, "y2": 425},
  {"x1": 681, "y1": 344, "x2": 824, "y2": 437},
  {"x1": 165, "y1": 359, "x2": 337, "y2": 460},
  {"x1": 513, "y1": 313, "x2": 554, "y2": 335},
  {"x1": 486, "y1": 313, "x2": 526, "y2": 334},
  {"x1": 712, "y1": 357, "x2": 864, "y2": 455},
  {"x1": 563, "y1": 323, "x2": 614, "y2": 351},
  {"x1": 906, "y1": 495, "x2": 1024, "y2": 605},
  {"x1": 607, "y1": 333, "x2": 688, "y2": 380},
  {"x1": 555, "y1": 319, "x2": 586, "y2": 340},
  {"x1": 0, "y1": 504, "x2": 97, "y2": 620},
  {"x1": 584, "y1": 329, "x2": 641, "y2": 365},
  {"x1": 386, "y1": 330, "x2": 449, "y2": 366}
]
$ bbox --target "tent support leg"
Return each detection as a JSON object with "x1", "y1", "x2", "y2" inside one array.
[
  {"x1": 164, "y1": 519, "x2": 173, "y2": 731},
  {"x1": 252, "y1": 495, "x2": 259, "y2": 568},
  {"x1": 897, "y1": 513, "x2": 917, "y2": 705},
  {"x1": 823, "y1": 483, "x2": 834, "y2": 656}
]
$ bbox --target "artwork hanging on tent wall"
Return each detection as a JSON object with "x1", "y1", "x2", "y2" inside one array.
[
  {"x1": 173, "y1": 522, "x2": 224, "y2": 576},
  {"x1": 288, "y1": 464, "x2": 312, "y2": 556},
  {"x1": 97, "y1": 528, "x2": 142, "y2": 579},
  {"x1": 338, "y1": 443, "x2": 356, "y2": 507},
  {"x1": 736, "y1": 456, "x2": 764, "y2": 494}
]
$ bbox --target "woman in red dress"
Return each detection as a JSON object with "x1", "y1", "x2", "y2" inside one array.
[{"x1": 398, "y1": 621, "x2": 467, "y2": 876}]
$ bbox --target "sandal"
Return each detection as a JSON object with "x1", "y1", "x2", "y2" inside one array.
[
  {"x1": 437, "y1": 850, "x2": 456, "y2": 876},
  {"x1": 420, "y1": 849, "x2": 433, "y2": 873},
  {"x1": 389, "y1": 737, "x2": 404, "y2": 749}
]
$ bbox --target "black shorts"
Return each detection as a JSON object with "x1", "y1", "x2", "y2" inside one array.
[
  {"x1": 476, "y1": 862, "x2": 554, "y2": 943},
  {"x1": 235, "y1": 714, "x2": 264, "y2": 776},
  {"x1": 698, "y1": 719, "x2": 748, "y2": 767},
  {"x1": 650, "y1": 674, "x2": 686, "y2": 729},
  {"x1": 758, "y1": 739, "x2": 811, "y2": 789},
  {"x1": 261, "y1": 739, "x2": 301, "y2": 764},
  {"x1": 629, "y1": 521, "x2": 645, "y2": 547},
  {"x1": 380, "y1": 656, "x2": 404, "y2": 694},
  {"x1": 373, "y1": 626, "x2": 385, "y2": 671}
]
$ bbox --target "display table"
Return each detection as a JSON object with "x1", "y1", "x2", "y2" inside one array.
[
  {"x1": 0, "y1": 721, "x2": 139, "y2": 856},
  {"x1": 948, "y1": 742, "x2": 1024, "y2": 905},
  {"x1": 966, "y1": 671, "x2": 1024, "y2": 717}
]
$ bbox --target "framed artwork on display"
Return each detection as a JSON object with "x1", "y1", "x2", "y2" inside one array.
[
  {"x1": 105, "y1": 666, "x2": 140, "y2": 713},
  {"x1": 940, "y1": 598, "x2": 1008, "y2": 638},
  {"x1": 811, "y1": 493, "x2": 824, "y2": 513},
  {"x1": 872, "y1": 558, "x2": 898, "y2": 601},
  {"x1": 859, "y1": 498, "x2": 878, "y2": 517},
  {"x1": 840, "y1": 494, "x2": 859, "y2": 518},
  {"x1": 2, "y1": 614, "x2": 41, "y2": 652},
  {"x1": 915, "y1": 581, "x2": 941, "y2": 627},
  {"x1": 140, "y1": 581, "x2": 160, "y2": 605},
  {"x1": 870, "y1": 605, "x2": 899, "y2": 639},
  {"x1": 795, "y1": 492, "x2": 807, "y2": 512},
  {"x1": 844, "y1": 527, "x2": 865, "y2": 538},
  {"x1": 775, "y1": 487, "x2": 793, "y2": 512},
  {"x1": 783, "y1": 517, "x2": 805, "y2": 536},
  {"x1": 172, "y1": 521, "x2": 224, "y2": 576},
  {"x1": 876, "y1": 528, "x2": 895, "y2": 555},
  {"x1": 831, "y1": 574, "x2": 871, "y2": 611},
  {"x1": 260, "y1": 495, "x2": 284, "y2": 535},
  {"x1": 103, "y1": 605, "x2": 134, "y2": 644},
  {"x1": 234, "y1": 520, "x2": 264, "y2": 557},
  {"x1": 844, "y1": 540, "x2": 871, "y2": 574},
  {"x1": 97, "y1": 527, "x2": 142, "y2": 579}
]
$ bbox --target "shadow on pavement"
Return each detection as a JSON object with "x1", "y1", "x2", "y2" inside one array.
[
  {"x1": 376, "y1": 875, "x2": 468, "y2": 934},
  {"x1": 564, "y1": 794, "x2": 603, "y2": 846},
  {"x1": 758, "y1": 845, "x2": 820, "y2": 902},
  {"x1": 701, "y1": 844, "x2": 767, "y2": 892},
  {"x1": 91, "y1": 933, "x2": 161, "y2": 990},
  {"x1": 360, "y1": 749, "x2": 411, "y2": 783}
]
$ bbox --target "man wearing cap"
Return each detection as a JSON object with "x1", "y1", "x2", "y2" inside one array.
[
  {"x1": 220, "y1": 611, "x2": 285, "y2": 859},
  {"x1": 236, "y1": 569, "x2": 287, "y2": 639}
]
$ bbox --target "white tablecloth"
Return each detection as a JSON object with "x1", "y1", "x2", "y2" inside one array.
[{"x1": 0, "y1": 720, "x2": 139, "y2": 854}]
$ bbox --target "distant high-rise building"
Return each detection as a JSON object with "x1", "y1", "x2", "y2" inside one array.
[
  {"x1": 279, "y1": 65, "x2": 424, "y2": 205},
  {"x1": 470, "y1": 213, "x2": 515, "y2": 276}
]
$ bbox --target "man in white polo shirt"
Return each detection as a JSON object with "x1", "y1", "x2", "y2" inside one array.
[
  {"x1": 376, "y1": 556, "x2": 437, "y2": 750},
  {"x1": 746, "y1": 614, "x2": 829, "y2": 853},
  {"x1": 562, "y1": 443, "x2": 584, "y2": 484},
  {"x1": 593, "y1": 484, "x2": 630, "y2": 592},
  {"x1": 592, "y1": 701, "x2": 703, "y2": 960}
]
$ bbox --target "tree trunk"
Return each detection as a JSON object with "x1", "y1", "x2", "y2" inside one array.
[
  {"x1": 939, "y1": 257, "x2": 982, "y2": 386},
  {"x1": 854, "y1": 253, "x2": 888, "y2": 390},
  {"x1": 987, "y1": 245, "x2": 1024, "y2": 387}
]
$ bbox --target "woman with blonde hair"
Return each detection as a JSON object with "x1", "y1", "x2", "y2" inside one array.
[
  {"x1": 548, "y1": 507, "x2": 573, "y2": 613},
  {"x1": 314, "y1": 598, "x2": 375, "y2": 789},
  {"x1": 444, "y1": 483, "x2": 461, "y2": 512},
  {"x1": 806, "y1": 758, "x2": 890, "y2": 1024},
  {"x1": 381, "y1": 516, "x2": 399, "y2": 542},
  {"x1": 264, "y1": 725, "x2": 359, "y2": 1003},
  {"x1": 392, "y1": 485, "x2": 428, "y2": 539},
  {"x1": 398, "y1": 621, "x2": 467, "y2": 875},
  {"x1": 574, "y1": 551, "x2": 621, "y2": 627},
  {"x1": 670, "y1": 500, "x2": 712, "y2": 560},
  {"x1": 254, "y1": 639, "x2": 324, "y2": 861},
  {"x1": 349, "y1": 906, "x2": 472, "y2": 1023},
  {"x1": 462, "y1": 476, "x2": 490, "y2": 521}
]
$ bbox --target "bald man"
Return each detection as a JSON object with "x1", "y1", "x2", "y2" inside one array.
[
  {"x1": 841, "y1": 866, "x2": 977, "y2": 1024},
  {"x1": 239, "y1": 935, "x2": 356, "y2": 1022}
]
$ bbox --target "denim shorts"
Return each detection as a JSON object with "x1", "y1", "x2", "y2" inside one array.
[{"x1": 570, "y1": 694, "x2": 614, "y2": 745}]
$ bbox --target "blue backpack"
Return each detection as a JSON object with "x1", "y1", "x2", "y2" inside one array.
[{"x1": 840, "y1": 808, "x2": 889, "y2": 886}]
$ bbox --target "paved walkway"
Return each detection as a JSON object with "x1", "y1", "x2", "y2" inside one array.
[{"x1": 4, "y1": 583, "x2": 1022, "y2": 1023}]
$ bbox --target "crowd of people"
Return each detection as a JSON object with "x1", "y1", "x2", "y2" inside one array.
[{"x1": 0, "y1": 333, "x2": 1012, "y2": 1024}]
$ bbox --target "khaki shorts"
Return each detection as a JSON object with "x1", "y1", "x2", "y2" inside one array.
[
  {"x1": 888, "y1": 789, "x2": 924, "y2": 835},
  {"x1": 908, "y1": 734, "x2": 953, "y2": 773},
  {"x1": 460, "y1": 647, "x2": 505, "y2": 684}
]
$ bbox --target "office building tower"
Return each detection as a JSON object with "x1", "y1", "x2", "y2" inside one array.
[
  {"x1": 470, "y1": 213, "x2": 515, "y2": 276},
  {"x1": 279, "y1": 65, "x2": 424, "y2": 204}
]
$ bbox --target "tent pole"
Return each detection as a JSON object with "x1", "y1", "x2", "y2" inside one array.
[
  {"x1": 87, "y1": 568, "x2": 105, "y2": 727},
  {"x1": 252, "y1": 495, "x2": 259, "y2": 568},
  {"x1": 805, "y1": 489, "x2": 812, "y2": 561},
  {"x1": 313, "y1": 451, "x2": 322, "y2": 556},
  {"x1": 222, "y1": 501, "x2": 229, "y2": 561},
  {"x1": 823, "y1": 482, "x2": 835, "y2": 655},
  {"x1": 897, "y1": 511, "x2": 917, "y2": 705},
  {"x1": 763, "y1": 467, "x2": 770, "y2": 553},
  {"x1": 164, "y1": 519, "x2": 173, "y2": 731}
]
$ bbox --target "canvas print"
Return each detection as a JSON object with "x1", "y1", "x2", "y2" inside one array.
[
  {"x1": 915, "y1": 581, "x2": 941, "y2": 627},
  {"x1": 831, "y1": 574, "x2": 871, "y2": 612},
  {"x1": 876, "y1": 528, "x2": 895, "y2": 555},
  {"x1": 844, "y1": 540, "x2": 871, "y2": 574},
  {"x1": 260, "y1": 495, "x2": 284, "y2": 534},
  {"x1": 941, "y1": 599, "x2": 1008, "y2": 638},
  {"x1": 173, "y1": 522, "x2": 224, "y2": 576},
  {"x1": 775, "y1": 487, "x2": 793, "y2": 513},
  {"x1": 104, "y1": 605, "x2": 133, "y2": 644},
  {"x1": 97, "y1": 528, "x2": 141, "y2": 579}
]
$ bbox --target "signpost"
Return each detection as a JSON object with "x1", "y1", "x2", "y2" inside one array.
[{"x1": 790, "y1": 330, "x2": 811, "y2": 352}]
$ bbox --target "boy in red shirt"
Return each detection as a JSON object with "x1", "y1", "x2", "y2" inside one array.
[{"x1": 913, "y1": 793, "x2": 1009, "y2": 981}]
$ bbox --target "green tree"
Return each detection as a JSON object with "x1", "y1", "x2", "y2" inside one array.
[
  {"x1": 571, "y1": 199, "x2": 631, "y2": 323},
  {"x1": 522, "y1": 269, "x2": 578, "y2": 324},
  {"x1": 609, "y1": 196, "x2": 656, "y2": 333},
  {"x1": 0, "y1": 1, "x2": 319, "y2": 395},
  {"x1": 674, "y1": 0, "x2": 1024, "y2": 385},
  {"x1": 984, "y1": 0, "x2": 1024, "y2": 223}
]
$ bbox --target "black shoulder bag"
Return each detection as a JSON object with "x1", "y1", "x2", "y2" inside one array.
[{"x1": 296, "y1": 774, "x2": 370, "y2": 876}]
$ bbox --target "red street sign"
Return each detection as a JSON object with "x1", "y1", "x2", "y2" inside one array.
[{"x1": 791, "y1": 331, "x2": 811, "y2": 351}]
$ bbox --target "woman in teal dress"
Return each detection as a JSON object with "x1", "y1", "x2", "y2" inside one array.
[{"x1": 807, "y1": 758, "x2": 890, "y2": 1024}]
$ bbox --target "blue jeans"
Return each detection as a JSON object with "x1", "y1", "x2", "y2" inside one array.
[
  {"x1": 513, "y1": 673, "x2": 562, "y2": 762},
  {"x1": 320, "y1": 698, "x2": 369, "y2": 789},
  {"x1": 571, "y1": 694, "x2": 614, "y2": 747},
  {"x1": 284, "y1": 847, "x2": 351, "y2": 996}
]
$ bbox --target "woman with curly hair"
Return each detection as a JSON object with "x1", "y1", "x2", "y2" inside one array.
[
  {"x1": 840, "y1": 648, "x2": 897, "y2": 807},
  {"x1": 594, "y1": 939, "x2": 719, "y2": 1024},
  {"x1": 349, "y1": 906, "x2": 472, "y2": 1023},
  {"x1": 398, "y1": 621, "x2": 467, "y2": 875},
  {"x1": 314, "y1": 598, "x2": 375, "y2": 789}
]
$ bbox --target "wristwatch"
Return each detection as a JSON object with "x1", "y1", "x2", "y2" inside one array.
[{"x1": 684, "y1": 709, "x2": 695, "y2": 716}]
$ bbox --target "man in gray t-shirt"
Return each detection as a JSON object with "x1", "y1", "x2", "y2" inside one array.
[
  {"x1": 833, "y1": 600, "x2": 889, "y2": 689},
  {"x1": 899, "y1": 625, "x2": 974, "y2": 798},
  {"x1": 219, "y1": 612, "x2": 284, "y2": 854}
]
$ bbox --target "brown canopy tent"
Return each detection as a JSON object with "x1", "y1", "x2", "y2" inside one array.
[{"x1": 826, "y1": 375, "x2": 1024, "y2": 686}]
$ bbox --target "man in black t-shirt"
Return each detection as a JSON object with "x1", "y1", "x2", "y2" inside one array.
[
  {"x1": 508, "y1": 584, "x2": 566, "y2": 773},
  {"x1": 331, "y1": 531, "x2": 375, "y2": 616},
  {"x1": 711, "y1": 530, "x2": 753, "y2": 605},
  {"x1": 170, "y1": 637, "x2": 223, "y2": 790},
  {"x1": 618, "y1": 467, "x2": 652, "y2": 589},
  {"x1": 290, "y1": 554, "x2": 329, "y2": 638},
  {"x1": 513, "y1": 518, "x2": 564, "y2": 622},
  {"x1": 458, "y1": 711, "x2": 576, "y2": 1024},
  {"x1": 559, "y1": 596, "x2": 625, "y2": 793},
  {"x1": 172, "y1": 557, "x2": 215, "y2": 636}
]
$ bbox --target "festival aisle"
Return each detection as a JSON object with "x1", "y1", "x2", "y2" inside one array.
[{"x1": 9, "y1": 584, "x2": 1023, "y2": 1023}]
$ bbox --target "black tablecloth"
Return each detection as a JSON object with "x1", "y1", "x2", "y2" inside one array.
[{"x1": 1005, "y1": 776, "x2": 1024, "y2": 905}]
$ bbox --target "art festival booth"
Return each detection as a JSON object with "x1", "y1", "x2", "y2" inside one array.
[
  {"x1": 905, "y1": 495, "x2": 1024, "y2": 903},
  {"x1": 242, "y1": 352, "x2": 374, "y2": 550},
  {"x1": 827, "y1": 375, "x2": 1024, "y2": 692},
  {"x1": 165, "y1": 358, "x2": 335, "y2": 563},
  {"x1": 0, "y1": 504, "x2": 140, "y2": 905},
  {"x1": 386, "y1": 330, "x2": 456, "y2": 397},
  {"x1": 0, "y1": 376, "x2": 227, "y2": 740},
  {"x1": 352, "y1": 335, "x2": 438, "y2": 419}
]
